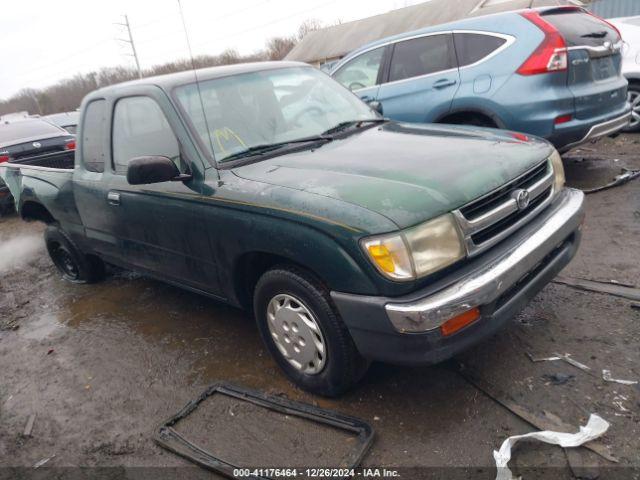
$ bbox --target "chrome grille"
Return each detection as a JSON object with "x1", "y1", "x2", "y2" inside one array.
[{"x1": 454, "y1": 160, "x2": 555, "y2": 256}]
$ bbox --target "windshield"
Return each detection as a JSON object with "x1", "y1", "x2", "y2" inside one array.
[{"x1": 174, "y1": 66, "x2": 378, "y2": 162}]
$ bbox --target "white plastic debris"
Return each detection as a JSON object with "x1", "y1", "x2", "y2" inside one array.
[
  {"x1": 494, "y1": 414, "x2": 609, "y2": 480},
  {"x1": 602, "y1": 369, "x2": 638, "y2": 386},
  {"x1": 527, "y1": 352, "x2": 591, "y2": 371}
]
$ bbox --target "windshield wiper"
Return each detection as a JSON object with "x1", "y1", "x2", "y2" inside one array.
[
  {"x1": 221, "y1": 135, "x2": 331, "y2": 162},
  {"x1": 321, "y1": 118, "x2": 387, "y2": 136},
  {"x1": 581, "y1": 30, "x2": 608, "y2": 39}
]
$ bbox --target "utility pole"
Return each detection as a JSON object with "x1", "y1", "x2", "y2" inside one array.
[{"x1": 115, "y1": 15, "x2": 142, "y2": 78}]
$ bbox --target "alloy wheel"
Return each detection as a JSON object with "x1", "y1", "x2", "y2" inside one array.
[{"x1": 628, "y1": 90, "x2": 640, "y2": 130}]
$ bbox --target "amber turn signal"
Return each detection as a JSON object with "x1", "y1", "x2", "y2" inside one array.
[{"x1": 440, "y1": 308, "x2": 481, "y2": 337}]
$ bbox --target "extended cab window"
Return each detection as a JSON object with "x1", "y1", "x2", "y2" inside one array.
[
  {"x1": 82, "y1": 100, "x2": 107, "y2": 173},
  {"x1": 453, "y1": 33, "x2": 507, "y2": 66},
  {"x1": 112, "y1": 96, "x2": 180, "y2": 174},
  {"x1": 389, "y1": 34, "x2": 456, "y2": 82},
  {"x1": 333, "y1": 47, "x2": 385, "y2": 91}
]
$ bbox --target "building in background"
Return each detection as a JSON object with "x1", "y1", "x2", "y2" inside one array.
[
  {"x1": 286, "y1": 0, "x2": 586, "y2": 67},
  {"x1": 588, "y1": 0, "x2": 640, "y2": 18}
]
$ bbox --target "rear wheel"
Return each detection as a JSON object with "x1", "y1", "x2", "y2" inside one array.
[
  {"x1": 45, "y1": 225, "x2": 105, "y2": 283},
  {"x1": 253, "y1": 266, "x2": 368, "y2": 397},
  {"x1": 622, "y1": 83, "x2": 640, "y2": 133},
  {"x1": 439, "y1": 112, "x2": 498, "y2": 129}
]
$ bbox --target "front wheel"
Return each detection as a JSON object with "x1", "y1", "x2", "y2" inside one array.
[
  {"x1": 622, "y1": 84, "x2": 640, "y2": 133},
  {"x1": 45, "y1": 225, "x2": 105, "y2": 284},
  {"x1": 253, "y1": 266, "x2": 368, "y2": 397}
]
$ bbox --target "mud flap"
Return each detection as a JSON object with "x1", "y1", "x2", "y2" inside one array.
[{"x1": 153, "y1": 383, "x2": 374, "y2": 479}]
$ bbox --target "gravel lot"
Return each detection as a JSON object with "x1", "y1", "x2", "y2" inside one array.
[{"x1": 0, "y1": 134, "x2": 638, "y2": 479}]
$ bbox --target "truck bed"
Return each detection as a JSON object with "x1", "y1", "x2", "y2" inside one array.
[{"x1": 0, "y1": 150, "x2": 77, "y2": 223}]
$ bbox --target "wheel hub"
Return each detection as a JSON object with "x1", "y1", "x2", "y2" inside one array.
[
  {"x1": 266, "y1": 294, "x2": 326, "y2": 375},
  {"x1": 628, "y1": 90, "x2": 640, "y2": 129},
  {"x1": 52, "y1": 245, "x2": 79, "y2": 279}
]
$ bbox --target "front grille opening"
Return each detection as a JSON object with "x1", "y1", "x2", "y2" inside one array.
[
  {"x1": 461, "y1": 162, "x2": 549, "y2": 220},
  {"x1": 471, "y1": 186, "x2": 552, "y2": 245},
  {"x1": 493, "y1": 235, "x2": 572, "y2": 311}
]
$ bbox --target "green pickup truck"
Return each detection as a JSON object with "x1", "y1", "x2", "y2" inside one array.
[{"x1": 0, "y1": 62, "x2": 585, "y2": 396}]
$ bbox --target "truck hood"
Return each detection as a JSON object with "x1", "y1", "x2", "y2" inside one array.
[{"x1": 232, "y1": 122, "x2": 554, "y2": 229}]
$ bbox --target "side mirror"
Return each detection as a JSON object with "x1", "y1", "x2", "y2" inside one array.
[
  {"x1": 368, "y1": 101, "x2": 384, "y2": 115},
  {"x1": 126, "y1": 156, "x2": 185, "y2": 185}
]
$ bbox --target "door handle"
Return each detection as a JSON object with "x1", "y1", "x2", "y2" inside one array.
[
  {"x1": 107, "y1": 191, "x2": 121, "y2": 206},
  {"x1": 433, "y1": 79, "x2": 457, "y2": 89}
]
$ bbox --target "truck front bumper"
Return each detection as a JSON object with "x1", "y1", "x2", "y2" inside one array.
[{"x1": 330, "y1": 188, "x2": 585, "y2": 366}]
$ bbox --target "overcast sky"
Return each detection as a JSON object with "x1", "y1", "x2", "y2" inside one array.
[{"x1": 0, "y1": 0, "x2": 426, "y2": 99}]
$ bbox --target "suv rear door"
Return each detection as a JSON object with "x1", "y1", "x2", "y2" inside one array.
[
  {"x1": 376, "y1": 33, "x2": 460, "y2": 122},
  {"x1": 541, "y1": 8, "x2": 628, "y2": 120}
]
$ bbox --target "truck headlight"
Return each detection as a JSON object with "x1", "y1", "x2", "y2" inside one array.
[
  {"x1": 361, "y1": 214, "x2": 465, "y2": 281},
  {"x1": 549, "y1": 149, "x2": 565, "y2": 194}
]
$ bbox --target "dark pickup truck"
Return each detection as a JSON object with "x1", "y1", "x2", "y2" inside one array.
[{"x1": 0, "y1": 62, "x2": 585, "y2": 396}]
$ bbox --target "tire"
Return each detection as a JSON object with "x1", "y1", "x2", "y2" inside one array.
[
  {"x1": 622, "y1": 83, "x2": 640, "y2": 133},
  {"x1": 44, "y1": 225, "x2": 105, "y2": 284},
  {"x1": 253, "y1": 266, "x2": 369, "y2": 397}
]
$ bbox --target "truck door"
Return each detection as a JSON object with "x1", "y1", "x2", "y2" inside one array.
[
  {"x1": 107, "y1": 91, "x2": 222, "y2": 295},
  {"x1": 74, "y1": 98, "x2": 124, "y2": 262},
  {"x1": 376, "y1": 33, "x2": 460, "y2": 123}
]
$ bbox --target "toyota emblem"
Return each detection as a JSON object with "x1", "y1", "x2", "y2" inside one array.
[
  {"x1": 513, "y1": 189, "x2": 530, "y2": 211},
  {"x1": 32, "y1": 142, "x2": 42, "y2": 148}
]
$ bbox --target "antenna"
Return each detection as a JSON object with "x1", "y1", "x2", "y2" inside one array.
[{"x1": 177, "y1": 0, "x2": 216, "y2": 161}]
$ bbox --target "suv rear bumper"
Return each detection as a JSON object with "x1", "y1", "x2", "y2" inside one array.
[
  {"x1": 331, "y1": 188, "x2": 584, "y2": 366},
  {"x1": 552, "y1": 109, "x2": 632, "y2": 152}
]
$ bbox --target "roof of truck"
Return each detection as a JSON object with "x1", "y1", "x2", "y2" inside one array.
[{"x1": 94, "y1": 61, "x2": 308, "y2": 95}]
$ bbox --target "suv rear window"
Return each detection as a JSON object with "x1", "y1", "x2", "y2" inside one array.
[
  {"x1": 454, "y1": 33, "x2": 507, "y2": 67},
  {"x1": 542, "y1": 10, "x2": 619, "y2": 47}
]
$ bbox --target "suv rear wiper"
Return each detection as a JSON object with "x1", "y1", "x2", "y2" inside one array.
[
  {"x1": 221, "y1": 135, "x2": 332, "y2": 162},
  {"x1": 321, "y1": 118, "x2": 387, "y2": 136},
  {"x1": 581, "y1": 30, "x2": 608, "y2": 39}
]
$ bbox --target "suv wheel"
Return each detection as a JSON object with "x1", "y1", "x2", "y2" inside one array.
[
  {"x1": 253, "y1": 266, "x2": 368, "y2": 397},
  {"x1": 623, "y1": 84, "x2": 640, "y2": 133},
  {"x1": 45, "y1": 225, "x2": 105, "y2": 283}
]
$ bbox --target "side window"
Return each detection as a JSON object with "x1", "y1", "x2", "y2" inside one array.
[
  {"x1": 454, "y1": 33, "x2": 507, "y2": 67},
  {"x1": 82, "y1": 100, "x2": 106, "y2": 173},
  {"x1": 112, "y1": 96, "x2": 180, "y2": 174},
  {"x1": 333, "y1": 47, "x2": 385, "y2": 91},
  {"x1": 388, "y1": 34, "x2": 456, "y2": 82}
]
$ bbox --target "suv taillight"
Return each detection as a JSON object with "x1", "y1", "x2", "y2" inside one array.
[
  {"x1": 0, "y1": 155, "x2": 9, "y2": 163},
  {"x1": 65, "y1": 139, "x2": 76, "y2": 150},
  {"x1": 518, "y1": 10, "x2": 568, "y2": 75}
]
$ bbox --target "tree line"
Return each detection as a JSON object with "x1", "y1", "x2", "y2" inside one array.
[{"x1": 0, "y1": 20, "x2": 322, "y2": 117}]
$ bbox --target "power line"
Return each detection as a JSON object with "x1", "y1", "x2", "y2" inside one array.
[
  {"x1": 10, "y1": 37, "x2": 115, "y2": 80},
  {"x1": 142, "y1": 0, "x2": 338, "y2": 65}
]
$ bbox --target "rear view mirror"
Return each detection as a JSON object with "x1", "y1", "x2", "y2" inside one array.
[
  {"x1": 368, "y1": 101, "x2": 384, "y2": 115},
  {"x1": 126, "y1": 156, "x2": 182, "y2": 185}
]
